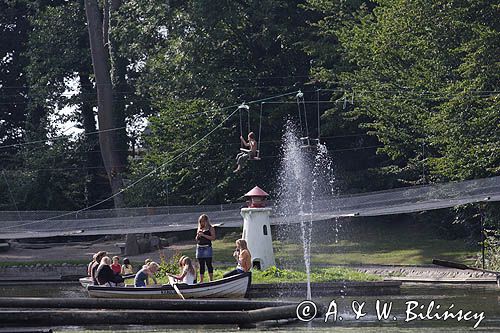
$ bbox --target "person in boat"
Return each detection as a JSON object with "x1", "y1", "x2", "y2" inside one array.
[
  {"x1": 87, "y1": 253, "x2": 97, "y2": 276},
  {"x1": 121, "y1": 257, "x2": 134, "y2": 275},
  {"x1": 234, "y1": 132, "x2": 257, "y2": 173},
  {"x1": 111, "y1": 256, "x2": 121, "y2": 274},
  {"x1": 90, "y1": 251, "x2": 107, "y2": 285},
  {"x1": 168, "y1": 256, "x2": 196, "y2": 285},
  {"x1": 134, "y1": 261, "x2": 160, "y2": 287},
  {"x1": 141, "y1": 258, "x2": 158, "y2": 285},
  {"x1": 223, "y1": 239, "x2": 252, "y2": 278},
  {"x1": 96, "y1": 256, "x2": 124, "y2": 286},
  {"x1": 195, "y1": 214, "x2": 216, "y2": 283}
]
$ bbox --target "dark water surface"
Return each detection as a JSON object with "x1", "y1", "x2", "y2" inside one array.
[{"x1": 0, "y1": 282, "x2": 499, "y2": 331}]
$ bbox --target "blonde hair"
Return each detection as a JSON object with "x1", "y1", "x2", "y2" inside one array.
[
  {"x1": 198, "y1": 214, "x2": 211, "y2": 230},
  {"x1": 236, "y1": 239, "x2": 249, "y2": 251},
  {"x1": 144, "y1": 258, "x2": 152, "y2": 265},
  {"x1": 183, "y1": 257, "x2": 196, "y2": 275},
  {"x1": 148, "y1": 261, "x2": 159, "y2": 271},
  {"x1": 100, "y1": 256, "x2": 112, "y2": 265},
  {"x1": 112, "y1": 256, "x2": 119, "y2": 261},
  {"x1": 178, "y1": 255, "x2": 188, "y2": 266}
]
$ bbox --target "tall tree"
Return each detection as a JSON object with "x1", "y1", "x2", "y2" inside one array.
[
  {"x1": 84, "y1": 0, "x2": 125, "y2": 208},
  {"x1": 27, "y1": 0, "x2": 112, "y2": 207}
]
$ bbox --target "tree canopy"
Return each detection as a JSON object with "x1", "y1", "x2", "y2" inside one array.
[{"x1": 0, "y1": 0, "x2": 497, "y2": 219}]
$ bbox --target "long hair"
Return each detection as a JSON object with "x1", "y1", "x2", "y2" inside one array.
[
  {"x1": 198, "y1": 214, "x2": 211, "y2": 230},
  {"x1": 236, "y1": 239, "x2": 249, "y2": 252},
  {"x1": 184, "y1": 257, "x2": 196, "y2": 275}
]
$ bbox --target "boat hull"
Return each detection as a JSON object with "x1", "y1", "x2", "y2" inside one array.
[{"x1": 87, "y1": 272, "x2": 251, "y2": 299}]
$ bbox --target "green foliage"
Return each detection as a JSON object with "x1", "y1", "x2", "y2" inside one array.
[
  {"x1": 158, "y1": 250, "x2": 183, "y2": 277},
  {"x1": 0, "y1": 0, "x2": 497, "y2": 232}
]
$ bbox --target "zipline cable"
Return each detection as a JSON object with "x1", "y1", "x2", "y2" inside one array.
[{"x1": 0, "y1": 90, "x2": 301, "y2": 231}]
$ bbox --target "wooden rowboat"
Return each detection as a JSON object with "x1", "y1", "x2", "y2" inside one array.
[{"x1": 87, "y1": 272, "x2": 252, "y2": 299}]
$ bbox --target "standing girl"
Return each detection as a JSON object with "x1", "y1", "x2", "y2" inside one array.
[{"x1": 195, "y1": 214, "x2": 216, "y2": 283}]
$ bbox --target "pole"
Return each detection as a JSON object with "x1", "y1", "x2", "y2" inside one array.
[{"x1": 480, "y1": 205, "x2": 485, "y2": 269}]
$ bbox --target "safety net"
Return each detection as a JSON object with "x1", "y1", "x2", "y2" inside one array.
[{"x1": 0, "y1": 176, "x2": 498, "y2": 239}]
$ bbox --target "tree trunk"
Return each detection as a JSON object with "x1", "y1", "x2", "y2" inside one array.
[
  {"x1": 109, "y1": 0, "x2": 129, "y2": 169},
  {"x1": 84, "y1": 0, "x2": 124, "y2": 209},
  {"x1": 79, "y1": 71, "x2": 112, "y2": 207}
]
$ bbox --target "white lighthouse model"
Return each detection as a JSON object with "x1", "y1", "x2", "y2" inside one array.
[{"x1": 241, "y1": 186, "x2": 275, "y2": 270}]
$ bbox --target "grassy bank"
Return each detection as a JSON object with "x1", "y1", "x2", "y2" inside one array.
[
  {"x1": 212, "y1": 218, "x2": 478, "y2": 267},
  {"x1": 156, "y1": 266, "x2": 381, "y2": 284}
]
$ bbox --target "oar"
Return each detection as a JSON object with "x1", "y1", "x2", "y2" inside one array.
[
  {"x1": 432, "y1": 259, "x2": 500, "y2": 275},
  {"x1": 172, "y1": 283, "x2": 185, "y2": 300},
  {"x1": 168, "y1": 274, "x2": 185, "y2": 300},
  {"x1": 122, "y1": 273, "x2": 135, "y2": 280}
]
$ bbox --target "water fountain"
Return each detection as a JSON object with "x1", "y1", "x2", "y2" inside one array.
[{"x1": 274, "y1": 120, "x2": 337, "y2": 299}]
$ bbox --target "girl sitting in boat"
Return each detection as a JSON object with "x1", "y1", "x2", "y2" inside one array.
[
  {"x1": 134, "y1": 261, "x2": 159, "y2": 287},
  {"x1": 223, "y1": 239, "x2": 252, "y2": 278},
  {"x1": 121, "y1": 257, "x2": 134, "y2": 275},
  {"x1": 90, "y1": 251, "x2": 107, "y2": 285},
  {"x1": 96, "y1": 256, "x2": 124, "y2": 286},
  {"x1": 111, "y1": 256, "x2": 121, "y2": 274},
  {"x1": 168, "y1": 256, "x2": 196, "y2": 285}
]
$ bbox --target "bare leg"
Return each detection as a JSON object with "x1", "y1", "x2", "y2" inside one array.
[
  {"x1": 209, "y1": 272, "x2": 214, "y2": 281},
  {"x1": 199, "y1": 273, "x2": 204, "y2": 283}
]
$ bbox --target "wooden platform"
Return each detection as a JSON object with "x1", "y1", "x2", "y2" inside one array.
[{"x1": 0, "y1": 297, "x2": 300, "y2": 327}]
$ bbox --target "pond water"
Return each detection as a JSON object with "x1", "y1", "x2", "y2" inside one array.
[{"x1": 0, "y1": 282, "x2": 499, "y2": 331}]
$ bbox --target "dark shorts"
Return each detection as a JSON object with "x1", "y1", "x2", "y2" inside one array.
[{"x1": 196, "y1": 245, "x2": 213, "y2": 259}]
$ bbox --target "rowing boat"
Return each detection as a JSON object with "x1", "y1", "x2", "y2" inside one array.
[{"x1": 87, "y1": 272, "x2": 251, "y2": 299}]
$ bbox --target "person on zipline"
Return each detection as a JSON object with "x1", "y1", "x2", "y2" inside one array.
[{"x1": 234, "y1": 132, "x2": 257, "y2": 173}]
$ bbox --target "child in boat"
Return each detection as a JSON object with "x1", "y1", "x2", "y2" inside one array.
[
  {"x1": 234, "y1": 132, "x2": 257, "y2": 173},
  {"x1": 96, "y1": 256, "x2": 124, "y2": 286},
  {"x1": 111, "y1": 256, "x2": 121, "y2": 274},
  {"x1": 223, "y1": 239, "x2": 251, "y2": 278},
  {"x1": 134, "y1": 261, "x2": 159, "y2": 287},
  {"x1": 87, "y1": 252, "x2": 98, "y2": 276},
  {"x1": 90, "y1": 251, "x2": 107, "y2": 285},
  {"x1": 169, "y1": 256, "x2": 196, "y2": 285},
  {"x1": 142, "y1": 258, "x2": 158, "y2": 285},
  {"x1": 121, "y1": 257, "x2": 134, "y2": 275}
]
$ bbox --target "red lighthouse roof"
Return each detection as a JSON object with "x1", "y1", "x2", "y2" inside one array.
[{"x1": 244, "y1": 186, "x2": 269, "y2": 197}]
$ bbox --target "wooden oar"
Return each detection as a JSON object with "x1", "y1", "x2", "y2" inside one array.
[
  {"x1": 122, "y1": 273, "x2": 135, "y2": 280},
  {"x1": 168, "y1": 275, "x2": 185, "y2": 300},
  {"x1": 172, "y1": 283, "x2": 185, "y2": 300},
  {"x1": 432, "y1": 259, "x2": 500, "y2": 275}
]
